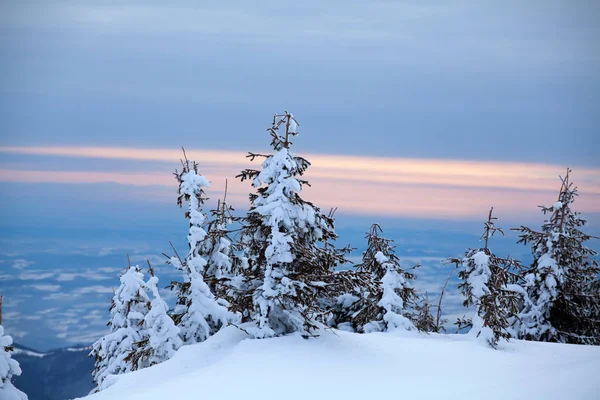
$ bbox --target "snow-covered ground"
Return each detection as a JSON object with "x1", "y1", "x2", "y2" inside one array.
[{"x1": 82, "y1": 327, "x2": 600, "y2": 400}]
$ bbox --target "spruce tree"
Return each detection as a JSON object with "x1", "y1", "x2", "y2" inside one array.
[
  {"x1": 168, "y1": 151, "x2": 231, "y2": 344},
  {"x1": 202, "y1": 185, "x2": 238, "y2": 300},
  {"x1": 233, "y1": 112, "x2": 339, "y2": 338},
  {"x1": 513, "y1": 170, "x2": 600, "y2": 344},
  {"x1": 90, "y1": 264, "x2": 150, "y2": 392},
  {"x1": 127, "y1": 263, "x2": 182, "y2": 370},
  {"x1": 413, "y1": 294, "x2": 437, "y2": 333},
  {"x1": 450, "y1": 208, "x2": 521, "y2": 348},
  {"x1": 328, "y1": 270, "x2": 401, "y2": 333},
  {"x1": 0, "y1": 325, "x2": 27, "y2": 400},
  {"x1": 352, "y1": 224, "x2": 420, "y2": 333}
]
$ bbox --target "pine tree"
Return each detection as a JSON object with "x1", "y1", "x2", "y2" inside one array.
[
  {"x1": 90, "y1": 264, "x2": 150, "y2": 392},
  {"x1": 513, "y1": 169, "x2": 600, "y2": 344},
  {"x1": 202, "y1": 184, "x2": 239, "y2": 300},
  {"x1": 127, "y1": 262, "x2": 182, "y2": 371},
  {"x1": 351, "y1": 224, "x2": 420, "y2": 333},
  {"x1": 168, "y1": 150, "x2": 231, "y2": 344},
  {"x1": 450, "y1": 208, "x2": 521, "y2": 348},
  {"x1": 233, "y1": 112, "x2": 340, "y2": 338},
  {"x1": 413, "y1": 294, "x2": 437, "y2": 333},
  {"x1": 0, "y1": 325, "x2": 28, "y2": 400},
  {"x1": 329, "y1": 224, "x2": 421, "y2": 334},
  {"x1": 311, "y1": 241, "x2": 357, "y2": 331}
]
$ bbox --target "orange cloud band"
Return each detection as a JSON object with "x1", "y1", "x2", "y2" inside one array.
[
  {"x1": 1, "y1": 146, "x2": 599, "y2": 220},
  {"x1": 2, "y1": 146, "x2": 599, "y2": 193}
]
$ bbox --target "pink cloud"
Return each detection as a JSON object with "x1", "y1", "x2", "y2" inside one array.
[{"x1": 1, "y1": 146, "x2": 599, "y2": 220}]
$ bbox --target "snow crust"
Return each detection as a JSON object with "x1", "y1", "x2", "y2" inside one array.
[{"x1": 81, "y1": 326, "x2": 600, "y2": 400}]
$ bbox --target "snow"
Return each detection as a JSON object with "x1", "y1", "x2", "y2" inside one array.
[
  {"x1": 10, "y1": 348, "x2": 46, "y2": 358},
  {"x1": 0, "y1": 326, "x2": 27, "y2": 400},
  {"x1": 171, "y1": 166, "x2": 232, "y2": 345},
  {"x1": 468, "y1": 251, "x2": 491, "y2": 299},
  {"x1": 80, "y1": 326, "x2": 600, "y2": 400},
  {"x1": 11, "y1": 345, "x2": 88, "y2": 357},
  {"x1": 288, "y1": 114, "x2": 298, "y2": 133},
  {"x1": 336, "y1": 293, "x2": 359, "y2": 308},
  {"x1": 241, "y1": 144, "x2": 333, "y2": 338},
  {"x1": 90, "y1": 265, "x2": 150, "y2": 390},
  {"x1": 378, "y1": 267, "x2": 414, "y2": 331},
  {"x1": 66, "y1": 347, "x2": 91, "y2": 352},
  {"x1": 138, "y1": 276, "x2": 182, "y2": 368},
  {"x1": 374, "y1": 251, "x2": 388, "y2": 264}
]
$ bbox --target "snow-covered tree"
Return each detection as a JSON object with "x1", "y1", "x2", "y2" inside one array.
[
  {"x1": 202, "y1": 187, "x2": 239, "y2": 299},
  {"x1": 90, "y1": 264, "x2": 150, "y2": 392},
  {"x1": 322, "y1": 265, "x2": 372, "y2": 332},
  {"x1": 413, "y1": 294, "x2": 437, "y2": 333},
  {"x1": 127, "y1": 263, "x2": 182, "y2": 370},
  {"x1": 514, "y1": 170, "x2": 599, "y2": 344},
  {"x1": 333, "y1": 224, "x2": 419, "y2": 333},
  {"x1": 450, "y1": 208, "x2": 521, "y2": 348},
  {"x1": 356, "y1": 224, "x2": 419, "y2": 332},
  {"x1": 233, "y1": 112, "x2": 340, "y2": 338},
  {"x1": 168, "y1": 151, "x2": 231, "y2": 344},
  {"x1": 0, "y1": 325, "x2": 27, "y2": 400}
]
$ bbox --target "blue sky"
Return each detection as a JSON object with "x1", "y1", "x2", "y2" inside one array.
[{"x1": 0, "y1": 0, "x2": 599, "y2": 350}]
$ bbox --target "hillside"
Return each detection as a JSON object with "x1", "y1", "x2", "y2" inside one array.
[
  {"x1": 12, "y1": 344, "x2": 94, "y2": 400},
  {"x1": 83, "y1": 326, "x2": 600, "y2": 400}
]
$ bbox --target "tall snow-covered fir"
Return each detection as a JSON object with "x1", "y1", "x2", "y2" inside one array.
[
  {"x1": 233, "y1": 112, "x2": 340, "y2": 338},
  {"x1": 0, "y1": 325, "x2": 27, "y2": 400},
  {"x1": 90, "y1": 265, "x2": 150, "y2": 392},
  {"x1": 169, "y1": 152, "x2": 232, "y2": 344},
  {"x1": 513, "y1": 170, "x2": 600, "y2": 344}
]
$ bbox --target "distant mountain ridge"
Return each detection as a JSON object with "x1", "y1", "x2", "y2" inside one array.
[{"x1": 11, "y1": 343, "x2": 95, "y2": 400}]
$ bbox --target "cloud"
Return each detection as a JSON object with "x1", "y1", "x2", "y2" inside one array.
[
  {"x1": 42, "y1": 292, "x2": 78, "y2": 301},
  {"x1": 15, "y1": 272, "x2": 56, "y2": 281},
  {"x1": 62, "y1": 329, "x2": 108, "y2": 345},
  {"x1": 35, "y1": 308, "x2": 60, "y2": 315},
  {"x1": 2, "y1": 311, "x2": 21, "y2": 321},
  {"x1": 6, "y1": 329, "x2": 28, "y2": 339},
  {"x1": 3, "y1": 0, "x2": 595, "y2": 83},
  {"x1": 55, "y1": 271, "x2": 114, "y2": 282},
  {"x1": 76, "y1": 285, "x2": 115, "y2": 295},
  {"x1": 129, "y1": 254, "x2": 166, "y2": 267},
  {"x1": 12, "y1": 259, "x2": 35, "y2": 269},
  {"x1": 27, "y1": 284, "x2": 61, "y2": 292},
  {"x1": 21, "y1": 315, "x2": 43, "y2": 320},
  {"x1": 1, "y1": 146, "x2": 599, "y2": 221},
  {"x1": 13, "y1": 2, "x2": 446, "y2": 41}
]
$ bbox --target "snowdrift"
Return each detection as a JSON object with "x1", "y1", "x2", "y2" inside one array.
[{"x1": 82, "y1": 327, "x2": 600, "y2": 400}]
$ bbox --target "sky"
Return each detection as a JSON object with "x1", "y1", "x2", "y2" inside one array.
[{"x1": 0, "y1": 0, "x2": 599, "y2": 350}]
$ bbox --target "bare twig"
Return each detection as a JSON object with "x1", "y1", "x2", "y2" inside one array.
[
  {"x1": 436, "y1": 262, "x2": 459, "y2": 332},
  {"x1": 229, "y1": 322, "x2": 251, "y2": 336},
  {"x1": 146, "y1": 259, "x2": 155, "y2": 277},
  {"x1": 169, "y1": 241, "x2": 184, "y2": 267}
]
